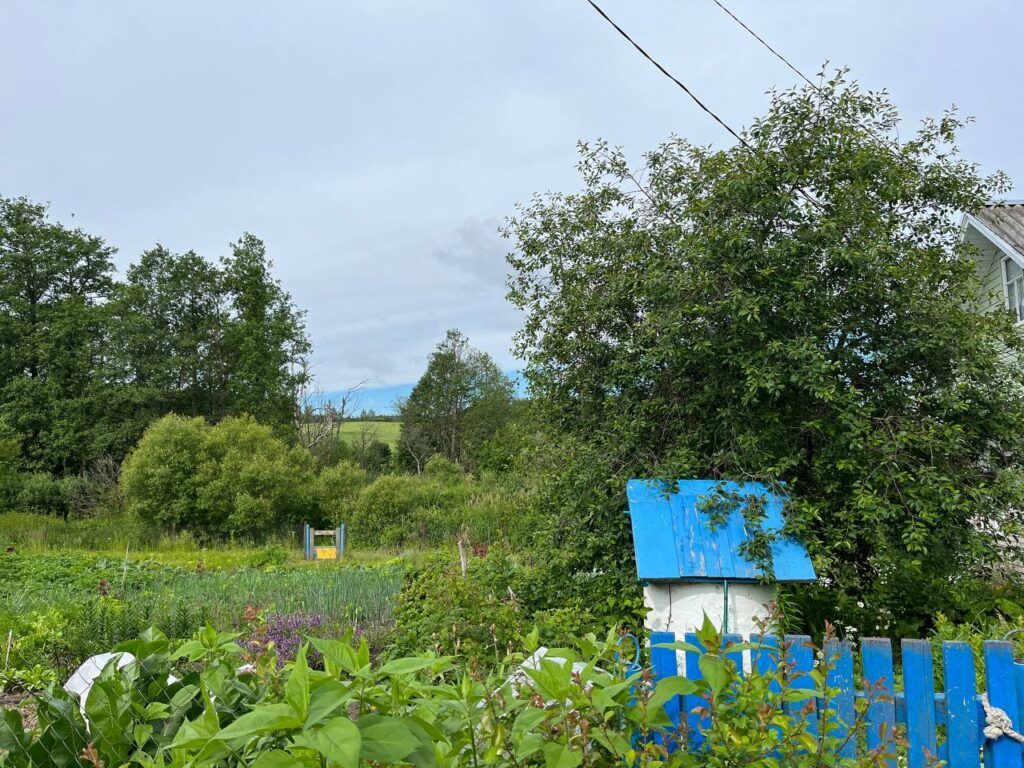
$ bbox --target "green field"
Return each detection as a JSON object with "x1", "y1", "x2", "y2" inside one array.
[{"x1": 339, "y1": 420, "x2": 400, "y2": 447}]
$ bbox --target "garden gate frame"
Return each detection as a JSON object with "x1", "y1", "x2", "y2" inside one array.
[{"x1": 302, "y1": 523, "x2": 345, "y2": 560}]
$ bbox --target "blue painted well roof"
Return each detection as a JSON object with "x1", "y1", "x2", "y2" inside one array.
[{"x1": 626, "y1": 479, "x2": 816, "y2": 583}]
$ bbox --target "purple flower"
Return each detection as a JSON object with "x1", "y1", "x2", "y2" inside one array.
[{"x1": 245, "y1": 613, "x2": 328, "y2": 668}]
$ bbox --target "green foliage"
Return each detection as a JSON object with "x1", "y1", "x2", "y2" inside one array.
[
  {"x1": 0, "y1": 550, "x2": 402, "y2": 680},
  {"x1": 0, "y1": 196, "x2": 116, "y2": 475},
  {"x1": 0, "y1": 197, "x2": 310, "y2": 478},
  {"x1": 423, "y1": 455, "x2": 464, "y2": 481},
  {"x1": 505, "y1": 71, "x2": 1024, "y2": 636},
  {"x1": 220, "y1": 234, "x2": 311, "y2": 427},
  {"x1": 347, "y1": 470, "x2": 529, "y2": 550},
  {"x1": 122, "y1": 414, "x2": 319, "y2": 538},
  {"x1": 317, "y1": 461, "x2": 368, "y2": 526},
  {"x1": 0, "y1": 511, "x2": 155, "y2": 551},
  {"x1": 2, "y1": 623, "x2": 892, "y2": 768},
  {"x1": 392, "y1": 547, "x2": 645, "y2": 665},
  {"x1": 121, "y1": 415, "x2": 208, "y2": 531},
  {"x1": 199, "y1": 415, "x2": 318, "y2": 537},
  {"x1": 12, "y1": 472, "x2": 67, "y2": 517},
  {"x1": 398, "y1": 329, "x2": 516, "y2": 472}
]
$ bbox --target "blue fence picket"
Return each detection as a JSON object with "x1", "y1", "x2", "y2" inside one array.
[
  {"x1": 650, "y1": 631, "x2": 680, "y2": 730},
  {"x1": 649, "y1": 629, "x2": 1024, "y2": 764},
  {"x1": 983, "y1": 641, "x2": 1022, "y2": 768},
  {"x1": 902, "y1": 639, "x2": 938, "y2": 768},
  {"x1": 783, "y1": 634, "x2": 817, "y2": 736},
  {"x1": 824, "y1": 640, "x2": 856, "y2": 758},
  {"x1": 861, "y1": 637, "x2": 896, "y2": 766},
  {"x1": 683, "y1": 632, "x2": 706, "y2": 749},
  {"x1": 1016, "y1": 660, "x2": 1024, "y2": 740},
  {"x1": 750, "y1": 633, "x2": 780, "y2": 690},
  {"x1": 942, "y1": 641, "x2": 980, "y2": 768}
]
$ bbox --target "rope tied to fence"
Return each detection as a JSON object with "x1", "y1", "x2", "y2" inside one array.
[{"x1": 980, "y1": 694, "x2": 1024, "y2": 744}]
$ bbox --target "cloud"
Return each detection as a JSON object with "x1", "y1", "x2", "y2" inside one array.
[
  {"x1": 3, "y1": 0, "x2": 1021, "y2": 396},
  {"x1": 432, "y1": 217, "x2": 510, "y2": 287}
]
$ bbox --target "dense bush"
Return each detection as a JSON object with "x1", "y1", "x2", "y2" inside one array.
[
  {"x1": 347, "y1": 469, "x2": 532, "y2": 549},
  {"x1": 316, "y1": 461, "x2": 367, "y2": 526},
  {"x1": 392, "y1": 546, "x2": 645, "y2": 664},
  {"x1": 122, "y1": 414, "x2": 319, "y2": 538},
  {"x1": 12, "y1": 472, "x2": 68, "y2": 516}
]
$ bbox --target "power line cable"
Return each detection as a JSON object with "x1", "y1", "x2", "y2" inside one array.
[
  {"x1": 709, "y1": 0, "x2": 906, "y2": 159},
  {"x1": 583, "y1": 0, "x2": 824, "y2": 211},
  {"x1": 709, "y1": 0, "x2": 815, "y2": 89},
  {"x1": 584, "y1": 0, "x2": 750, "y2": 149}
]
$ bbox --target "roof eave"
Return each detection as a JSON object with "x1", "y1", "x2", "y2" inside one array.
[{"x1": 965, "y1": 213, "x2": 1024, "y2": 269}]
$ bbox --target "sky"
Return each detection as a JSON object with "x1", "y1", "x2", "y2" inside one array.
[{"x1": 3, "y1": 1, "x2": 1023, "y2": 413}]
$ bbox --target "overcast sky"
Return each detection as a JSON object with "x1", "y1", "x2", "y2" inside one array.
[{"x1": 3, "y1": 1, "x2": 1022, "y2": 410}]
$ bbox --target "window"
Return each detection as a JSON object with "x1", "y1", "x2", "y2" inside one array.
[{"x1": 1005, "y1": 256, "x2": 1024, "y2": 323}]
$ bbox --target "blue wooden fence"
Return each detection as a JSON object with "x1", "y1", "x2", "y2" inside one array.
[{"x1": 650, "y1": 630, "x2": 1024, "y2": 767}]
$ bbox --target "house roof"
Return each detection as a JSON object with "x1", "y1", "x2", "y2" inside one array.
[
  {"x1": 973, "y1": 202, "x2": 1024, "y2": 261},
  {"x1": 625, "y1": 479, "x2": 816, "y2": 583}
]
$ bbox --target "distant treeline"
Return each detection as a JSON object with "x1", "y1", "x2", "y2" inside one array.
[{"x1": 0, "y1": 196, "x2": 309, "y2": 476}]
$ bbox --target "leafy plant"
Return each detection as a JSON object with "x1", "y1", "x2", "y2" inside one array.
[{"x1": 0, "y1": 621, "x2": 895, "y2": 768}]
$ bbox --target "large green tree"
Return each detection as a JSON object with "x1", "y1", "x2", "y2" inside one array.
[
  {"x1": 221, "y1": 234, "x2": 310, "y2": 427},
  {"x1": 0, "y1": 198, "x2": 311, "y2": 478},
  {"x1": 0, "y1": 197, "x2": 117, "y2": 472},
  {"x1": 505, "y1": 72, "x2": 1024, "y2": 636},
  {"x1": 105, "y1": 245, "x2": 226, "y2": 445},
  {"x1": 398, "y1": 329, "x2": 515, "y2": 472}
]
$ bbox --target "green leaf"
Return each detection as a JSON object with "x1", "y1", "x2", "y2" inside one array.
[
  {"x1": 251, "y1": 749, "x2": 307, "y2": 768},
  {"x1": 215, "y1": 703, "x2": 302, "y2": 741},
  {"x1": 286, "y1": 644, "x2": 311, "y2": 722},
  {"x1": 542, "y1": 743, "x2": 583, "y2": 768},
  {"x1": 356, "y1": 714, "x2": 421, "y2": 763},
  {"x1": 377, "y1": 656, "x2": 449, "y2": 676},
  {"x1": 305, "y1": 680, "x2": 352, "y2": 728},
  {"x1": 309, "y1": 637, "x2": 357, "y2": 675},
  {"x1": 652, "y1": 641, "x2": 702, "y2": 654},
  {"x1": 514, "y1": 731, "x2": 545, "y2": 760},
  {"x1": 169, "y1": 687, "x2": 221, "y2": 749},
  {"x1": 295, "y1": 716, "x2": 361, "y2": 768},
  {"x1": 698, "y1": 654, "x2": 731, "y2": 696},
  {"x1": 512, "y1": 707, "x2": 549, "y2": 734},
  {"x1": 650, "y1": 676, "x2": 698, "y2": 711},
  {"x1": 133, "y1": 724, "x2": 153, "y2": 749},
  {"x1": 0, "y1": 708, "x2": 29, "y2": 759}
]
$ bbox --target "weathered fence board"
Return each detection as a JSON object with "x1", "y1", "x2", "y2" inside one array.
[
  {"x1": 862, "y1": 636, "x2": 896, "y2": 765},
  {"x1": 651, "y1": 631, "x2": 1024, "y2": 765},
  {"x1": 983, "y1": 642, "x2": 1020, "y2": 768}
]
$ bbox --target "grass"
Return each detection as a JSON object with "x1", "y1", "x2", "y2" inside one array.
[{"x1": 338, "y1": 420, "x2": 400, "y2": 447}]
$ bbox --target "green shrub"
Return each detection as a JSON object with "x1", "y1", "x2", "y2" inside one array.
[
  {"x1": 14, "y1": 472, "x2": 67, "y2": 516},
  {"x1": 349, "y1": 470, "x2": 536, "y2": 549},
  {"x1": 121, "y1": 414, "x2": 207, "y2": 530},
  {"x1": 247, "y1": 543, "x2": 290, "y2": 569},
  {"x1": 122, "y1": 414, "x2": 318, "y2": 538},
  {"x1": 392, "y1": 546, "x2": 645, "y2": 665},
  {"x1": 424, "y1": 454, "x2": 463, "y2": 481},
  {"x1": 349, "y1": 474, "x2": 419, "y2": 547},
  {"x1": 316, "y1": 460, "x2": 367, "y2": 525}
]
